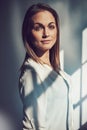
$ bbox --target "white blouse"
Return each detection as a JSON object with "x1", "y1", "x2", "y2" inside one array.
[{"x1": 19, "y1": 58, "x2": 73, "y2": 130}]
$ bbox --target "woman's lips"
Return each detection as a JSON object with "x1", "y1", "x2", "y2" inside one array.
[{"x1": 41, "y1": 40, "x2": 51, "y2": 44}]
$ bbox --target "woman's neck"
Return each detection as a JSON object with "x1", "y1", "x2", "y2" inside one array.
[{"x1": 37, "y1": 50, "x2": 51, "y2": 66}]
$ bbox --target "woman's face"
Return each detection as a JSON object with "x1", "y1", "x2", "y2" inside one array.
[{"x1": 31, "y1": 10, "x2": 57, "y2": 53}]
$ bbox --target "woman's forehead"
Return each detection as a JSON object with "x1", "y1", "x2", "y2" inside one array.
[{"x1": 31, "y1": 10, "x2": 55, "y2": 23}]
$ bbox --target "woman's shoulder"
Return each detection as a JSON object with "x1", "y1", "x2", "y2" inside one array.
[
  {"x1": 20, "y1": 58, "x2": 38, "y2": 74},
  {"x1": 19, "y1": 59, "x2": 35, "y2": 82},
  {"x1": 19, "y1": 58, "x2": 44, "y2": 81}
]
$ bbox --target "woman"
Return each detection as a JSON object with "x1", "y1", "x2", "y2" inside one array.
[{"x1": 19, "y1": 3, "x2": 73, "y2": 130}]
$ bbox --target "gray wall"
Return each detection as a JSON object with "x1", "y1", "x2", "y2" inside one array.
[{"x1": 0, "y1": 0, "x2": 87, "y2": 129}]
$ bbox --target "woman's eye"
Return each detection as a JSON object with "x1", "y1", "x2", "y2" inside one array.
[
  {"x1": 33, "y1": 26, "x2": 42, "y2": 31},
  {"x1": 49, "y1": 25, "x2": 55, "y2": 30}
]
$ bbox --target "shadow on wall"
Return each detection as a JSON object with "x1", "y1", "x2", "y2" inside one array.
[{"x1": 0, "y1": 0, "x2": 23, "y2": 130}]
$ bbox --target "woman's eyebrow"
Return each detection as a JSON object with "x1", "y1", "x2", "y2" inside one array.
[
  {"x1": 33, "y1": 23, "x2": 43, "y2": 25},
  {"x1": 33, "y1": 23, "x2": 44, "y2": 28},
  {"x1": 48, "y1": 22, "x2": 56, "y2": 25},
  {"x1": 33, "y1": 22, "x2": 56, "y2": 26}
]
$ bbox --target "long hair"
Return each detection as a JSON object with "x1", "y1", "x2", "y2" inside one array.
[{"x1": 22, "y1": 3, "x2": 60, "y2": 72}]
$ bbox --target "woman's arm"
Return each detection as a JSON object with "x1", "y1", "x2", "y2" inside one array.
[{"x1": 19, "y1": 69, "x2": 46, "y2": 130}]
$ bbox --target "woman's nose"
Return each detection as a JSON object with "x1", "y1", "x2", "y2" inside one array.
[{"x1": 42, "y1": 28, "x2": 49, "y2": 38}]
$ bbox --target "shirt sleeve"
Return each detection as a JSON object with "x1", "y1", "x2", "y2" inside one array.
[{"x1": 19, "y1": 68, "x2": 46, "y2": 130}]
